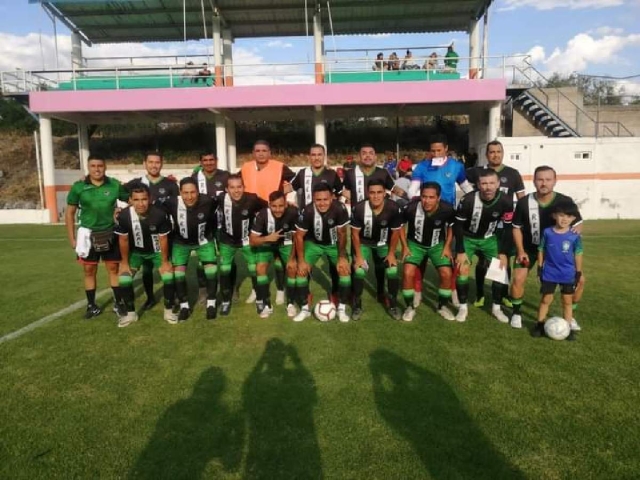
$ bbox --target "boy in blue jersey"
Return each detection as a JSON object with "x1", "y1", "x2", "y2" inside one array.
[{"x1": 534, "y1": 200, "x2": 583, "y2": 340}]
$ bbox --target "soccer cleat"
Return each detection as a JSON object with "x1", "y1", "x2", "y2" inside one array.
[
  {"x1": 412, "y1": 291, "x2": 422, "y2": 308},
  {"x1": 245, "y1": 289, "x2": 257, "y2": 304},
  {"x1": 206, "y1": 300, "x2": 217, "y2": 320},
  {"x1": 473, "y1": 297, "x2": 485, "y2": 308},
  {"x1": 388, "y1": 307, "x2": 402, "y2": 321},
  {"x1": 164, "y1": 308, "x2": 178, "y2": 325},
  {"x1": 337, "y1": 307, "x2": 350, "y2": 323},
  {"x1": 286, "y1": 304, "x2": 298, "y2": 318},
  {"x1": 570, "y1": 318, "x2": 582, "y2": 331},
  {"x1": 437, "y1": 306, "x2": 456, "y2": 321},
  {"x1": 402, "y1": 307, "x2": 416, "y2": 322},
  {"x1": 113, "y1": 303, "x2": 126, "y2": 317},
  {"x1": 259, "y1": 305, "x2": 273, "y2": 319},
  {"x1": 275, "y1": 290, "x2": 285, "y2": 305},
  {"x1": 455, "y1": 305, "x2": 468, "y2": 323},
  {"x1": 220, "y1": 302, "x2": 231, "y2": 316},
  {"x1": 531, "y1": 322, "x2": 545, "y2": 338},
  {"x1": 142, "y1": 298, "x2": 158, "y2": 311},
  {"x1": 510, "y1": 314, "x2": 523, "y2": 329},
  {"x1": 118, "y1": 312, "x2": 138, "y2": 328},
  {"x1": 85, "y1": 304, "x2": 102, "y2": 319},
  {"x1": 451, "y1": 290, "x2": 461, "y2": 308},
  {"x1": 178, "y1": 307, "x2": 190, "y2": 322},
  {"x1": 293, "y1": 307, "x2": 311, "y2": 323},
  {"x1": 352, "y1": 306, "x2": 363, "y2": 321},
  {"x1": 502, "y1": 297, "x2": 513, "y2": 309},
  {"x1": 492, "y1": 304, "x2": 510, "y2": 324}
]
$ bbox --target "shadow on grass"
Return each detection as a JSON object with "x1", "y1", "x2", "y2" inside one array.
[
  {"x1": 370, "y1": 349, "x2": 525, "y2": 480},
  {"x1": 243, "y1": 338, "x2": 322, "y2": 480},
  {"x1": 129, "y1": 367, "x2": 243, "y2": 479}
]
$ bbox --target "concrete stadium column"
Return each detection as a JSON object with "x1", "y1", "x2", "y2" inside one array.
[
  {"x1": 469, "y1": 18, "x2": 480, "y2": 80},
  {"x1": 212, "y1": 16, "x2": 223, "y2": 87},
  {"x1": 488, "y1": 102, "x2": 501, "y2": 144},
  {"x1": 40, "y1": 115, "x2": 58, "y2": 223},
  {"x1": 481, "y1": 9, "x2": 489, "y2": 79},
  {"x1": 226, "y1": 118, "x2": 237, "y2": 172},
  {"x1": 71, "y1": 31, "x2": 84, "y2": 75},
  {"x1": 222, "y1": 29, "x2": 234, "y2": 87},
  {"x1": 215, "y1": 113, "x2": 228, "y2": 170},
  {"x1": 77, "y1": 123, "x2": 90, "y2": 174},
  {"x1": 313, "y1": 9, "x2": 324, "y2": 84},
  {"x1": 314, "y1": 106, "x2": 327, "y2": 157}
]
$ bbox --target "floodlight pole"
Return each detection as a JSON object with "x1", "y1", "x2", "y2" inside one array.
[
  {"x1": 469, "y1": 18, "x2": 480, "y2": 80},
  {"x1": 39, "y1": 115, "x2": 58, "y2": 223}
]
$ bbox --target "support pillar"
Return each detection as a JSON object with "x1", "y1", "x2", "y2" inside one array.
[
  {"x1": 215, "y1": 113, "x2": 228, "y2": 170},
  {"x1": 40, "y1": 115, "x2": 58, "y2": 223},
  {"x1": 212, "y1": 16, "x2": 223, "y2": 87},
  {"x1": 222, "y1": 29, "x2": 234, "y2": 87},
  {"x1": 314, "y1": 106, "x2": 326, "y2": 156},
  {"x1": 77, "y1": 123, "x2": 90, "y2": 174},
  {"x1": 313, "y1": 9, "x2": 324, "y2": 84},
  {"x1": 488, "y1": 103, "x2": 501, "y2": 143},
  {"x1": 469, "y1": 18, "x2": 480, "y2": 80},
  {"x1": 226, "y1": 118, "x2": 237, "y2": 172},
  {"x1": 481, "y1": 9, "x2": 489, "y2": 79}
]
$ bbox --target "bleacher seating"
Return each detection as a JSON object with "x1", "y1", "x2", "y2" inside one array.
[
  {"x1": 324, "y1": 70, "x2": 460, "y2": 84},
  {"x1": 56, "y1": 75, "x2": 213, "y2": 90}
]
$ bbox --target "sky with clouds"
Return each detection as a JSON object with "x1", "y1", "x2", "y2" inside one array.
[{"x1": 0, "y1": 0, "x2": 639, "y2": 92}]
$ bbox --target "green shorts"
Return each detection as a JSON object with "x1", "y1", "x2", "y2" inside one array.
[
  {"x1": 304, "y1": 241, "x2": 346, "y2": 267},
  {"x1": 356, "y1": 244, "x2": 389, "y2": 265},
  {"x1": 172, "y1": 241, "x2": 217, "y2": 266},
  {"x1": 514, "y1": 246, "x2": 538, "y2": 269},
  {"x1": 254, "y1": 244, "x2": 293, "y2": 264},
  {"x1": 462, "y1": 236, "x2": 499, "y2": 261},
  {"x1": 129, "y1": 251, "x2": 162, "y2": 270},
  {"x1": 219, "y1": 242, "x2": 255, "y2": 267},
  {"x1": 405, "y1": 240, "x2": 451, "y2": 269}
]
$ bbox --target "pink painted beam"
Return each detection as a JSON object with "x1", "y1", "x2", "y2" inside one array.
[{"x1": 30, "y1": 79, "x2": 506, "y2": 113}]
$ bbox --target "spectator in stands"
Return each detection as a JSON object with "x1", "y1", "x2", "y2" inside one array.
[
  {"x1": 391, "y1": 161, "x2": 412, "y2": 207},
  {"x1": 373, "y1": 53, "x2": 387, "y2": 71},
  {"x1": 181, "y1": 61, "x2": 195, "y2": 84},
  {"x1": 193, "y1": 63, "x2": 212, "y2": 84},
  {"x1": 402, "y1": 50, "x2": 420, "y2": 70},
  {"x1": 424, "y1": 52, "x2": 439, "y2": 70},
  {"x1": 388, "y1": 52, "x2": 401, "y2": 71},
  {"x1": 383, "y1": 151, "x2": 398, "y2": 179},
  {"x1": 343, "y1": 155, "x2": 357, "y2": 170},
  {"x1": 465, "y1": 147, "x2": 479, "y2": 167},
  {"x1": 444, "y1": 45, "x2": 459, "y2": 72}
]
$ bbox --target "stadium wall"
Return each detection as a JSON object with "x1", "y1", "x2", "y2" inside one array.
[{"x1": 497, "y1": 136, "x2": 640, "y2": 220}]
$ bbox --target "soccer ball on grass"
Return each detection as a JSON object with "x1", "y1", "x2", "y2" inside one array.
[
  {"x1": 544, "y1": 317, "x2": 571, "y2": 341},
  {"x1": 314, "y1": 300, "x2": 336, "y2": 322}
]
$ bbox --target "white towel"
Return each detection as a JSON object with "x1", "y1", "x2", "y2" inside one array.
[{"x1": 75, "y1": 227, "x2": 92, "y2": 258}]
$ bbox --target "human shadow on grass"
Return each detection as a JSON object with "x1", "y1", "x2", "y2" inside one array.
[
  {"x1": 128, "y1": 367, "x2": 243, "y2": 480},
  {"x1": 243, "y1": 338, "x2": 322, "y2": 480},
  {"x1": 370, "y1": 349, "x2": 525, "y2": 480}
]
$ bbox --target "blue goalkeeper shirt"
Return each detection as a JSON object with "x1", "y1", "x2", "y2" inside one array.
[{"x1": 412, "y1": 157, "x2": 467, "y2": 205}]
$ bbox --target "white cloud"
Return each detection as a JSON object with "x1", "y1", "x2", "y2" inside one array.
[
  {"x1": 0, "y1": 32, "x2": 312, "y2": 88},
  {"x1": 265, "y1": 40, "x2": 293, "y2": 49},
  {"x1": 588, "y1": 26, "x2": 625, "y2": 36},
  {"x1": 525, "y1": 32, "x2": 640, "y2": 74},
  {"x1": 499, "y1": 0, "x2": 624, "y2": 11}
]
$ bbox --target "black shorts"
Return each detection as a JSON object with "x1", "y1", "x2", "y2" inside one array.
[
  {"x1": 78, "y1": 237, "x2": 121, "y2": 265},
  {"x1": 540, "y1": 281, "x2": 575, "y2": 295}
]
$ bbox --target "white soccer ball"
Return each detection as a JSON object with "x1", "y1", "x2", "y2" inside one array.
[
  {"x1": 544, "y1": 317, "x2": 571, "y2": 341},
  {"x1": 313, "y1": 300, "x2": 336, "y2": 322}
]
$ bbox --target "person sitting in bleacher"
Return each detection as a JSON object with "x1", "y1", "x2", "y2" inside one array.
[
  {"x1": 373, "y1": 53, "x2": 387, "y2": 71},
  {"x1": 181, "y1": 61, "x2": 195, "y2": 84},
  {"x1": 193, "y1": 63, "x2": 212, "y2": 84},
  {"x1": 444, "y1": 45, "x2": 459, "y2": 72},
  {"x1": 402, "y1": 50, "x2": 420, "y2": 70},
  {"x1": 424, "y1": 52, "x2": 439, "y2": 71},
  {"x1": 388, "y1": 52, "x2": 401, "y2": 71}
]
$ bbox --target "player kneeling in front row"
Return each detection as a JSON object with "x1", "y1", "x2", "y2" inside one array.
[
  {"x1": 115, "y1": 184, "x2": 176, "y2": 327},
  {"x1": 454, "y1": 169, "x2": 513, "y2": 323},
  {"x1": 294, "y1": 183, "x2": 352, "y2": 322},
  {"x1": 397, "y1": 182, "x2": 457, "y2": 322},
  {"x1": 249, "y1": 191, "x2": 299, "y2": 319},
  {"x1": 351, "y1": 179, "x2": 403, "y2": 320},
  {"x1": 534, "y1": 200, "x2": 583, "y2": 340},
  {"x1": 161, "y1": 178, "x2": 219, "y2": 321}
]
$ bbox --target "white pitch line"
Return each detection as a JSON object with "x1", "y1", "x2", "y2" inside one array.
[{"x1": 0, "y1": 288, "x2": 111, "y2": 345}]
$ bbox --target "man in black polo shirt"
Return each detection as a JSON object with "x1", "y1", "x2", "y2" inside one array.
[
  {"x1": 65, "y1": 155, "x2": 130, "y2": 319},
  {"x1": 125, "y1": 151, "x2": 179, "y2": 310},
  {"x1": 115, "y1": 183, "x2": 175, "y2": 327}
]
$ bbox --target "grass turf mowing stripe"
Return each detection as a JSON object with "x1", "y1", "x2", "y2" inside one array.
[{"x1": 0, "y1": 288, "x2": 111, "y2": 345}]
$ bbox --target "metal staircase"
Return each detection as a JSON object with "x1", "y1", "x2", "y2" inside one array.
[{"x1": 514, "y1": 90, "x2": 578, "y2": 137}]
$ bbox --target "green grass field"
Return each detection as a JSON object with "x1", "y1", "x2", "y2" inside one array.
[{"x1": 0, "y1": 222, "x2": 639, "y2": 479}]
